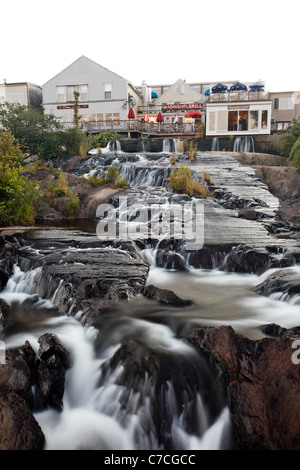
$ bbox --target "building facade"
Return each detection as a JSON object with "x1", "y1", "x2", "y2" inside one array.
[
  {"x1": 0, "y1": 82, "x2": 42, "y2": 109},
  {"x1": 42, "y1": 56, "x2": 142, "y2": 133},
  {"x1": 270, "y1": 91, "x2": 300, "y2": 131},
  {"x1": 205, "y1": 89, "x2": 272, "y2": 137}
]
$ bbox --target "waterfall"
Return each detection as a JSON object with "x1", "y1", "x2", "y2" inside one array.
[
  {"x1": 108, "y1": 140, "x2": 122, "y2": 153},
  {"x1": 211, "y1": 138, "x2": 219, "y2": 151},
  {"x1": 233, "y1": 136, "x2": 255, "y2": 152},
  {"x1": 1, "y1": 263, "x2": 231, "y2": 451},
  {"x1": 120, "y1": 165, "x2": 170, "y2": 187},
  {"x1": 162, "y1": 138, "x2": 180, "y2": 153}
]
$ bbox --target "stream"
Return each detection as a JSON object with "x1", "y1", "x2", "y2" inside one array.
[{"x1": 1, "y1": 141, "x2": 299, "y2": 451}]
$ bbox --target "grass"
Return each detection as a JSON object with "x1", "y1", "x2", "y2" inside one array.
[{"x1": 170, "y1": 165, "x2": 212, "y2": 198}]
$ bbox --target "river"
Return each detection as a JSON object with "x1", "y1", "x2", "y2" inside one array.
[{"x1": 0, "y1": 142, "x2": 299, "y2": 450}]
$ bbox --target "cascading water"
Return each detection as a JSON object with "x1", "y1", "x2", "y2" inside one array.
[
  {"x1": 162, "y1": 138, "x2": 180, "y2": 153},
  {"x1": 2, "y1": 142, "x2": 300, "y2": 451},
  {"x1": 233, "y1": 136, "x2": 255, "y2": 152},
  {"x1": 211, "y1": 138, "x2": 219, "y2": 151}
]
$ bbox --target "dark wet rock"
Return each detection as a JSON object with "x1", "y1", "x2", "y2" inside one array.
[
  {"x1": 100, "y1": 336, "x2": 225, "y2": 449},
  {"x1": 220, "y1": 244, "x2": 280, "y2": 274},
  {"x1": 37, "y1": 333, "x2": 71, "y2": 411},
  {"x1": 258, "y1": 323, "x2": 288, "y2": 337},
  {"x1": 143, "y1": 284, "x2": 192, "y2": 307},
  {"x1": 188, "y1": 325, "x2": 300, "y2": 450},
  {"x1": 155, "y1": 250, "x2": 187, "y2": 270},
  {"x1": 0, "y1": 392, "x2": 45, "y2": 450},
  {"x1": 254, "y1": 268, "x2": 300, "y2": 298},
  {"x1": 14, "y1": 232, "x2": 150, "y2": 324},
  {"x1": 0, "y1": 350, "x2": 31, "y2": 402}
]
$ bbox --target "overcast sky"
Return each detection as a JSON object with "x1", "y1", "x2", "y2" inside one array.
[{"x1": 1, "y1": 0, "x2": 299, "y2": 92}]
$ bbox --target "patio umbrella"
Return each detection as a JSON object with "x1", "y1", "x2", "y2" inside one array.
[
  {"x1": 230, "y1": 82, "x2": 248, "y2": 92},
  {"x1": 156, "y1": 111, "x2": 164, "y2": 131},
  {"x1": 249, "y1": 82, "x2": 264, "y2": 92},
  {"x1": 184, "y1": 110, "x2": 202, "y2": 118},
  {"x1": 143, "y1": 112, "x2": 149, "y2": 122},
  {"x1": 211, "y1": 83, "x2": 228, "y2": 93},
  {"x1": 173, "y1": 113, "x2": 179, "y2": 124},
  {"x1": 127, "y1": 107, "x2": 135, "y2": 134},
  {"x1": 127, "y1": 107, "x2": 135, "y2": 119}
]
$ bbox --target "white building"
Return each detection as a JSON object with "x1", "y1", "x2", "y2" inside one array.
[
  {"x1": 42, "y1": 56, "x2": 142, "y2": 132},
  {"x1": 205, "y1": 83, "x2": 272, "y2": 136},
  {"x1": 0, "y1": 82, "x2": 42, "y2": 109}
]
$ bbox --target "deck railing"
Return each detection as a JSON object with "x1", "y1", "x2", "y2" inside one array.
[
  {"x1": 208, "y1": 91, "x2": 270, "y2": 103},
  {"x1": 61, "y1": 119, "x2": 201, "y2": 135}
]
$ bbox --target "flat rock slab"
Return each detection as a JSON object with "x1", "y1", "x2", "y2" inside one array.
[{"x1": 16, "y1": 230, "x2": 150, "y2": 323}]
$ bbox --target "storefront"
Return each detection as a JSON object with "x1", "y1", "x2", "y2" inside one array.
[{"x1": 206, "y1": 101, "x2": 272, "y2": 136}]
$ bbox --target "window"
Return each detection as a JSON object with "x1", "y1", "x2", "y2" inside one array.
[
  {"x1": 106, "y1": 113, "x2": 112, "y2": 123},
  {"x1": 66, "y1": 86, "x2": 78, "y2": 102},
  {"x1": 217, "y1": 111, "x2": 227, "y2": 131},
  {"x1": 113, "y1": 113, "x2": 120, "y2": 126},
  {"x1": 261, "y1": 110, "x2": 268, "y2": 129},
  {"x1": 176, "y1": 84, "x2": 185, "y2": 95},
  {"x1": 80, "y1": 85, "x2": 88, "y2": 101},
  {"x1": 274, "y1": 98, "x2": 279, "y2": 110},
  {"x1": 279, "y1": 97, "x2": 294, "y2": 110},
  {"x1": 250, "y1": 110, "x2": 259, "y2": 129},
  {"x1": 56, "y1": 86, "x2": 65, "y2": 102},
  {"x1": 56, "y1": 85, "x2": 88, "y2": 102},
  {"x1": 228, "y1": 111, "x2": 238, "y2": 131},
  {"x1": 104, "y1": 83, "x2": 112, "y2": 99},
  {"x1": 209, "y1": 112, "x2": 216, "y2": 131},
  {"x1": 238, "y1": 110, "x2": 248, "y2": 131},
  {"x1": 276, "y1": 121, "x2": 291, "y2": 130}
]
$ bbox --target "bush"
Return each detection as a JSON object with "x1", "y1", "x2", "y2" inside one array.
[
  {"x1": 88, "y1": 131, "x2": 125, "y2": 149},
  {"x1": 0, "y1": 132, "x2": 40, "y2": 225},
  {"x1": 170, "y1": 164, "x2": 210, "y2": 198},
  {"x1": 280, "y1": 117, "x2": 300, "y2": 157},
  {"x1": 289, "y1": 136, "x2": 300, "y2": 169}
]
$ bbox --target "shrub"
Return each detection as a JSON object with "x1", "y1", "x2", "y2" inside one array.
[
  {"x1": 170, "y1": 164, "x2": 210, "y2": 198},
  {"x1": 280, "y1": 117, "x2": 300, "y2": 157},
  {"x1": 289, "y1": 136, "x2": 300, "y2": 169},
  {"x1": 0, "y1": 132, "x2": 40, "y2": 225}
]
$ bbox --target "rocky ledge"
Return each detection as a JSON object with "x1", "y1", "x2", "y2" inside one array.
[
  {"x1": 188, "y1": 324, "x2": 300, "y2": 450},
  {"x1": 0, "y1": 333, "x2": 70, "y2": 450}
]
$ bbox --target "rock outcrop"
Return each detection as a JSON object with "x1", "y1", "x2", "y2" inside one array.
[{"x1": 188, "y1": 325, "x2": 300, "y2": 450}]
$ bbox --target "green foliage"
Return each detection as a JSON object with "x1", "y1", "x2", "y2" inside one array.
[
  {"x1": 0, "y1": 132, "x2": 40, "y2": 225},
  {"x1": 80, "y1": 133, "x2": 89, "y2": 159},
  {"x1": 289, "y1": 136, "x2": 300, "y2": 169},
  {"x1": 170, "y1": 164, "x2": 210, "y2": 198},
  {"x1": 84, "y1": 165, "x2": 128, "y2": 189},
  {"x1": 0, "y1": 102, "x2": 62, "y2": 157},
  {"x1": 280, "y1": 117, "x2": 300, "y2": 157},
  {"x1": 73, "y1": 91, "x2": 80, "y2": 129},
  {"x1": 0, "y1": 103, "x2": 87, "y2": 159},
  {"x1": 88, "y1": 131, "x2": 125, "y2": 149},
  {"x1": 66, "y1": 193, "x2": 79, "y2": 216}
]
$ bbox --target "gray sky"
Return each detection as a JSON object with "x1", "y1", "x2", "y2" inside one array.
[{"x1": 1, "y1": 0, "x2": 299, "y2": 92}]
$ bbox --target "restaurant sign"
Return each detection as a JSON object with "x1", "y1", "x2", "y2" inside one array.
[
  {"x1": 162, "y1": 103, "x2": 203, "y2": 112},
  {"x1": 57, "y1": 105, "x2": 89, "y2": 109}
]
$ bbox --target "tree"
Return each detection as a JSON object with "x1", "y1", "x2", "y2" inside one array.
[
  {"x1": 289, "y1": 136, "x2": 300, "y2": 169},
  {"x1": 0, "y1": 102, "x2": 63, "y2": 157},
  {"x1": 0, "y1": 132, "x2": 40, "y2": 225},
  {"x1": 73, "y1": 90, "x2": 80, "y2": 129},
  {"x1": 280, "y1": 117, "x2": 300, "y2": 157}
]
